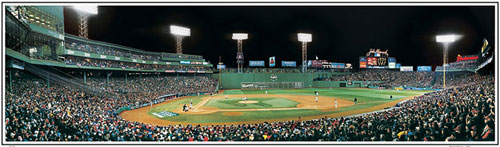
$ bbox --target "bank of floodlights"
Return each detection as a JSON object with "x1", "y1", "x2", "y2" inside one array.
[
  {"x1": 72, "y1": 5, "x2": 99, "y2": 39},
  {"x1": 232, "y1": 33, "x2": 248, "y2": 73},
  {"x1": 436, "y1": 34, "x2": 460, "y2": 89},
  {"x1": 170, "y1": 25, "x2": 191, "y2": 54},
  {"x1": 298, "y1": 33, "x2": 312, "y2": 73}
]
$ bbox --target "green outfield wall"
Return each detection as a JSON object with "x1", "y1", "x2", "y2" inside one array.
[{"x1": 212, "y1": 72, "x2": 380, "y2": 89}]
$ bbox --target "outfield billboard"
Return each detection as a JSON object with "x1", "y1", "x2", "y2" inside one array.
[
  {"x1": 396, "y1": 63, "x2": 401, "y2": 68},
  {"x1": 417, "y1": 66, "x2": 432, "y2": 72},
  {"x1": 388, "y1": 62, "x2": 396, "y2": 68},
  {"x1": 388, "y1": 57, "x2": 396, "y2": 63},
  {"x1": 400, "y1": 66, "x2": 413, "y2": 71},
  {"x1": 269, "y1": 57, "x2": 276, "y2": 67},
  {"x1": 249, "y1": 61, "x2": 265, "y2": 67},
  {"x1": 281, "y1": 61, "x2": 297, "y2": 67},
  {"x1": 180, "y1": 61, "x2": 191, "y2": 64},
  {"x1": 217, "y1": 65, "x2": 226, "y2": 69},
  {"x1": 331, "y1": 62, "x2": 345, "y2": 68},
  {"x1": 359, "y1": 57, "x2": 367, "y2": 68},
  {"x1": 388, "y1": 57, "x2": 396, "y2": 68}
]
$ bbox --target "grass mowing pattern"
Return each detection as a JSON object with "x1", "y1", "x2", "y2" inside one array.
[{"x1": 204, "y1": 98, "x2": 299, "y2": 109}]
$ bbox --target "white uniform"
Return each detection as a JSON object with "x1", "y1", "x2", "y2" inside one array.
[
  {"x1": 334, "y1": 100, "x2": 338, "y2": 108},
  {"x1": 315, "y1": 97, "x2": 318, "y2": 102},
  {"x1": 265, "y1": 91, "x2": 268, "y2": 94}
]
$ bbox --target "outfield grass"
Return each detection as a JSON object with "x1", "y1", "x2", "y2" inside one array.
[
  {"x1": 148, "y1": 88, "x2": 432, "y2": 123},
  {"x1": 204, "y1": 97, "x2": 299, "y2": 109}
]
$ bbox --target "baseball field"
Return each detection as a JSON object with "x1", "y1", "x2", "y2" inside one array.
[{"x1": 120, "y1": 88, "x2": 432, "y2": 126}]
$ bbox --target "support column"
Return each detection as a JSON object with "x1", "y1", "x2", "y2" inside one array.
[
  {"x1": 107, "y1": 72, "x2": 110, "y2": 87},
  {"x1": 302, "y1": 42, "x2": 308, "y2": 73},
  {"x1": 443, "y1": 43, "x2": 448, "y2": 89},
  {"x1": 9, "y1": 70, "x2": 12, "y2": 92},
  {"x1": 47, "y1": 73, "x2": 50, "y2": 88},
  {"x1": 84, "y1": 71, "x2": 87, "y2": 84},
  {"x1": 125, "y1": 73, "x2": 128, "y2": 85}
]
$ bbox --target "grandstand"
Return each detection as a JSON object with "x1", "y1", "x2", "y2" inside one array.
[{"x1": 3, "y1": 4, "x2": 496, "y2": 144}]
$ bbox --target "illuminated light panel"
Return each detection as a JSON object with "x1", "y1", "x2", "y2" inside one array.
[
  {"x1": 73, "y1": 5, "x2": 99, "y2": 15},
  {"x1": 232, "y1": 33, "x2": 248, "y2": 40},
  {"x1": 298, "y1": 33, "x2": 312, "y2": 42},
  {"x1": 170, "y1": 25, "x2": 191, "y2": 36},
  {"x1": 436, "y1": 35, "x2": 457, "y2": 43}
]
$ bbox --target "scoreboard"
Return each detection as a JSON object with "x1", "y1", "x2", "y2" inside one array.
[
  {"x1": 360, "y1": 49, "x2": 392, "y2": 68},
  {"x1": 367, "y1": 57, "x2": 387, "y2": 66}
]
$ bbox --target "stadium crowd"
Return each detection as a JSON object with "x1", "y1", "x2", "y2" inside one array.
[
  {"x1": 84, "y1": 75, "x2": 217, "y2": 108},
  {"x1": 328, "y1": 70, "x2": 434, "y2": 88},
  {"x1": 435, "y1": 60, "x2": 479, "y2": 71},
  {"x1": 65, "y1": 41, "x2": 161, "y2": 61},
  {"x1": 64, "y1": 39, "x2": 203, "y2": 61},
  {"x1": 64, "y1": 56, "x2": 211, "y2": 72},
  {"x1": 5, "y1": 69, "x2": 494, "y2": 141}
]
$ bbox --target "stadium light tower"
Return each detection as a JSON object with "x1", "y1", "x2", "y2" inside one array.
[
  {"x1": 232, "y1": 33, "x2": 248, "y2": 73},
  {"x1": 436, "y1": 34, "x2": 458, "y2": 89},
  {"x1": 72, "y1": 5, "x2": 98, "y2": 39},
  {"x1": 298, "y1": 33, "x2": 312, "y2": 73},
  {"x1": 170, "y1": 25, "x2": 191, "y2": 54}
]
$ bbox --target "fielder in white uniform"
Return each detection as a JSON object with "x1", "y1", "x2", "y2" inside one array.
[
  {"x1": 315, "y1": 96, "x2": 318, "y2": 102},
  {"x1": 334, "y1": 99, "x2": 338, "y2": 108}
]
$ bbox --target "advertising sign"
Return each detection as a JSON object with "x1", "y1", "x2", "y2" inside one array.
[
  {"x1": 359, "y1": 57, "x2": 367, "y2": 68},
  {"x1": 281, "y1": 61, "x2": 297, "y2": 67},
  {"x1": 217, "y1": 65, "x2": 226, "y2": 69},
  {"x1": 309, "y1": 60, "x2": 325, "y2": 68},
  {"x1": 367, "y1": 57, "x2": 377, "y2": 65},
  {"x1": 456, "y1": 55, "x2": 479, "y2": 62},
  {"x1": 417, "y1": 66, "x2": 432, "y2": 72},
  {"x1": 396, "y1": 63, "x2": 401, "y2": 68},
  {"x1": 346, "y1": 63, "x2": 352, "y2": 69},
  {"x1": 269, "y1": 56, "x2": 276, "y2": 67},
  {"x1": 388, "y1": 62, "x2": 396, "y2": 68},
  {"x1": 180, "y1": 61, "x2": 191, "y2": 64},
  {"x1": 388, "y1": 57, "x2": 396, "y2": 63},
  {"x1": 400, "y1": 66, "x2": 413, "y2": 71},
  {"x1": 331, "y1": 62, "x2": 345, "y2": 68},
  {"x1": 249, "y1": 61, "x2": 265, "y2": 67}
]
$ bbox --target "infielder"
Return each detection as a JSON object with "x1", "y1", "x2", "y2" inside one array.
[
  {"x1": 334, "y1": 99, "x2": 338, "y2": 108},
  {"x1": 315, "y1": 96, "x2": 318, "y2": 103}
]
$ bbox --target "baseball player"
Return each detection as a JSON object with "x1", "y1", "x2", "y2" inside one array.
[
  {"x1": 334, "y1": 99, "x2": 338, "y2": 108},
  {"x1": 315, "y1": 96, "x2": 318, "y2": 103}
]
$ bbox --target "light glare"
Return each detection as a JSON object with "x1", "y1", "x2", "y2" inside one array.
[
  {"x1": 298, "y1": 33, "x2": 312, "y2": 42},
  {"x1": 170, "y1": 25, "x2": 191, "y2": 36},
  {"x1": 436, "y1": 35, "x2": 456, "y2": 43},
  {"x1": 232, "y1": 33, "x2": 248, "y2": 40},
  {"x1": 73, "y1": 5, "x2": 98, "y2": 15}
]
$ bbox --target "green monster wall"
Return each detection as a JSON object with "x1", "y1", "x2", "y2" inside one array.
[{"x1": 211, "y1": 72, "x2": 381, "y2": 89}]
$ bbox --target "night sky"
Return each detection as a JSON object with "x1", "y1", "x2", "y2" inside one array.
[{"x1": 64, "y1": 6, "x2": 495, "y2": 68}]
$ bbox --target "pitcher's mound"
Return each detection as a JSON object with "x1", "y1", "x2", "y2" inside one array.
[{"x1": 238, "y1": 101, "x2": 258, "y2": 104}]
